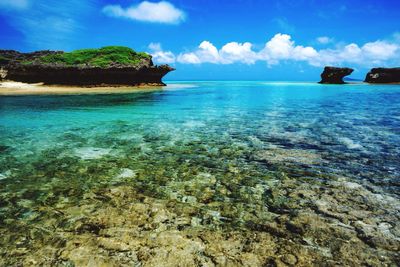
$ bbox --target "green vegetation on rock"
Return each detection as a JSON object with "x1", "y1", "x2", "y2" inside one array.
[
  {"x1": 33, "y1": 46, "x2": 151, "y2": 68},
  {"x1": 0, "y1": 55, "x2": 10, "y2": 64}
]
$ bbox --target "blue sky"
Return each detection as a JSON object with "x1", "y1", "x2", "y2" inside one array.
[{"x1": 1, "y1": 0, "x2": 399, "y2": 81}]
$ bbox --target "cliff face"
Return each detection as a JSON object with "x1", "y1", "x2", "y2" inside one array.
[
  {"x1": 0, "y1": 48, "x2": 174, "y2": 86},
  {"x1": 319, "y1": 66, "x2": 354, "y2": 84},
  {"x1": 1, "y1": 64, "x2": 174, "y2": 86},
  {"x1": 364, "y1": 68, "x2": 400, "y2": 83}
]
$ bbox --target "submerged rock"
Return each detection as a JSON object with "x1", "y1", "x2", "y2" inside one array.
[
  {"x1": 0, "y1": 173, "x2": 8, "y2": 180},
  {"x1": 115, "y1": 168, "x2": 136, "y2": 179},
  {"x1": 364, "y1": 67, "x2": 400, "y2": 83},
  {"x1": 319, "y1": 66, "x2": 354, "y2": 84},
  {"x1": 74, "y1": 147, "x2": 112, "y2": 160}
]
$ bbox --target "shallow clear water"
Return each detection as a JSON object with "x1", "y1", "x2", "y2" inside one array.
[{"x1": 1, "y1": 81, "x2": 400, "y2": 265}]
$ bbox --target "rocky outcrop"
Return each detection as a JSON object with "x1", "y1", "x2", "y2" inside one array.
[
  {"x1": 364, "y1": 68, "x2": 400, "y2": 83},
  {"x1": 0, "y1": 49, "x2": 174, "y2": 86},
  {"x1": 1, "y1": 64, "x2": 174, "y2": 86},
  {"x1": 319, "y1": 66, "x2": 354, "y2": 84}
]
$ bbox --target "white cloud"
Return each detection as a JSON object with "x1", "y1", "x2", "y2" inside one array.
[
  {"x1": 196, "y1": 41, "x2": 220, "y2": 63},
  {"x1": 177, "y1": 41, "x2": 219, "y2": 64},
  {"x1": 103, "y1": 1, "x2": 185, "y2": 24},
  {"x1": 0, "y1": 0, "x2": 29, "y2": 10},
  {"x1": 263, "y1": 33, "x2": 293, "y2": 59},
  {"x1": 177, "y1": 41, "x2": 259, "y2": 64},
  {"x1": 148, "y1": 43, "x2": 176, "y2": 64},
  {"x1": 292, "y1": 46, "x2": 319, "y2": 60},
  {"x1": 178, "y1": 41, "x2": 258, "y2": 64},
  {"x1": 177, "y1": 53, "x2": 201, "y2": 64},
  {"x1": 175, "y1": 33, "x2": 400, "y2": 67},
  {"x1": 339, "y1": 44, "x2": 362, "y2": 61},
  {"x1": 178, "y1": 34, "x2": 318, "y2": 66},
  {"x1": 317, "y1": 36, "x2": 333, "y2": 44},
  {"x1": 315, "y1": 41, "x2": 399, "y2": 66},
  {"x1": 361, "y1": 41, "x2": 397, "y2": 60},
  {"x1": 220, "y1": 42, "x2": 258, "y2": 64},
  {"x1": 147, "y1": 33, "x2": 400, "y2": 68},
  {"x1": 257, "y1": 34, "x2": 319, "y2": 65}
]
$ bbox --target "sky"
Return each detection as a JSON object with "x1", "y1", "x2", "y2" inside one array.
[{"x1": 1, "y1": 0, "x2": 400, "y2": 81}]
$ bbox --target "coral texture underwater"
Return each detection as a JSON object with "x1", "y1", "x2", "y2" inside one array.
[{"x1": 0, "y1": 82, "x2": 399, "y2": 266}]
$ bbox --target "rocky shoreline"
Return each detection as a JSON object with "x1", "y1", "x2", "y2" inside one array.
[
  {"x1": 319, "y1": 66, "x2": 400, "y2": 84},
  {"x1": 1, "y1": 65, "x2": 173, "y2": 86},
  {"x1": 319, "y1": 66, "x2": 354, "y2": 84},
  {"x1": 0, "y1": 48, "x2": 174, "y2": 86},
  {"x1": 364, "y1": 68, "x2": 400, "y2": 83}
]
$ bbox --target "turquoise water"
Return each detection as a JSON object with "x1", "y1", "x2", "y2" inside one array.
[
  {"x1": 2, "y1": 82, "x2": 399, "y2": 189},
  {"x1": 1, "y1": 81, "x2": 400, "y2": 264}
]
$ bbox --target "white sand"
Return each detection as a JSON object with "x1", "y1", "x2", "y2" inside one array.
[{"x1": 0, "y1": 81, "x2": 163, "y2": 95}]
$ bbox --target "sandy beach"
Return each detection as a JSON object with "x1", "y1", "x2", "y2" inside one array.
[{"x1": 0, "y1": 81, "x2": 163, "y2": 96}]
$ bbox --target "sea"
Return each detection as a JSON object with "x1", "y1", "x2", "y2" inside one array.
[{"x1": 0, "y1": 81, "x2": 399, "y2": 265}]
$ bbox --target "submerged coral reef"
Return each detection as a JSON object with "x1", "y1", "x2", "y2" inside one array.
[{"x1": 0, "y1": 82, "x2": 399, "y2": 266}]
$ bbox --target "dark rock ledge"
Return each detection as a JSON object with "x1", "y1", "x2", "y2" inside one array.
[
  {"x1": 0, "y1": 47, "x2": 174, "y2": 86},
  {"x1": 364, "y1": 68, "x2": 400, "y2": 83},
  {"x1": 319, "y1": 66, "x2": 354, "y2": 84}
]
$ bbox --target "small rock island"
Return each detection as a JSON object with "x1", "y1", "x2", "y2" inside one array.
[
  {"x1": 319, "y1": 66, "x2": 354, "y2": 84},
  {"x1": 0, "y1": 46, "x2": 174, "y2": 86},
  {"x1": 364, "y1": 68, "x2": 400, "y2": 83}
]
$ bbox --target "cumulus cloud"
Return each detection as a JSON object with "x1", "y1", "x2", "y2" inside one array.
[
  {"x1": 177, "y1": 53, "x2": 201, "y2": 64},
  {"x1": 173, "y1": 33, "x2": 400, "y2": 67},
  {"x1": 103, "y1": 1, "x2": 185, "y2": 24},
  {"x1": 361, "y1": 41, "x2": 397, "y2": 60},
  {"x1": 315, "y1": 40, "x2": 399, "y2": 66},
  {"x1": 177, "y1": 34, "x2": 319, "y2": 66},
  {"x1": 258, "y1": 34, "x2": 320, "y2": 66},
  {"x1": 220, "y1": 42, "x2": 258, "y2": 64},
  {"x1": 258, "y1": 33, "x2": 318, "y2": 65},
  {"x1": 194, "y1": 41, "x2": 220, "y2": 63},
  {"x1": 148, "y1": 43, "x2": 176, "y2": 64},
  {"x1": 0, "y1": 0, "x2": 29, "y2": 10},
  {"x1": 178, "y1": 41, "x2": 258, "y2": 64},
  {"x1": 263, "y1": 33, "x2": 294, "y2": 59}
]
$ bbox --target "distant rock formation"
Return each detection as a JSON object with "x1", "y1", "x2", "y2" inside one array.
[
  {"x1": 0, "y1": 47, "x2": 174, "y2": 86},
  {"x1": 319, "y1": 66, "x2": 354, "y2": 84},
  {"x1": 364, "y1": 68, "x2": 400, "y2": 83}
]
